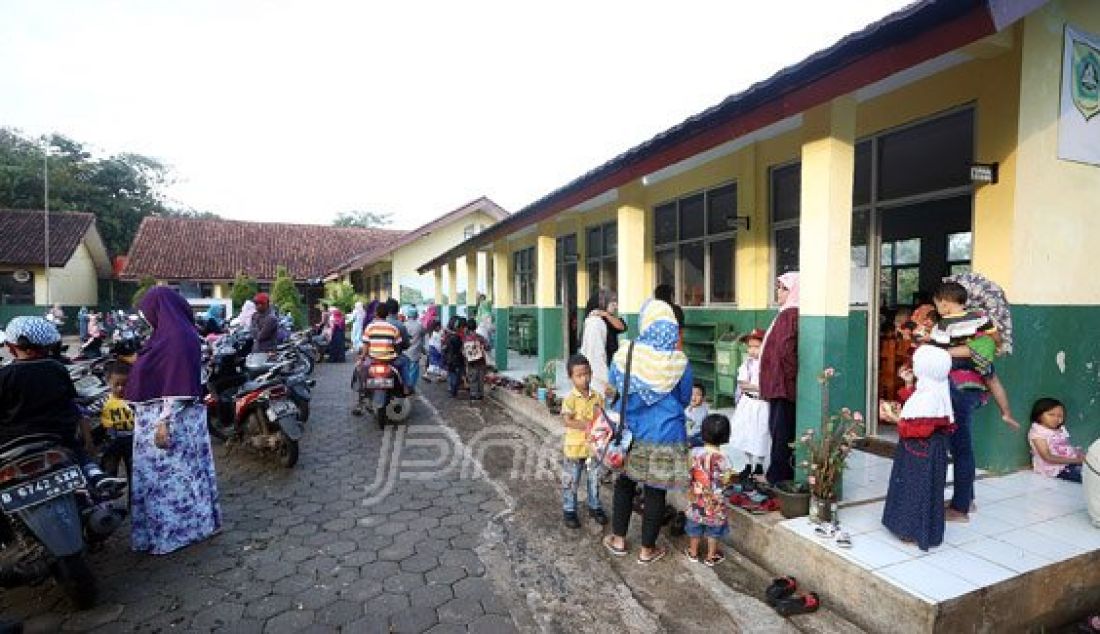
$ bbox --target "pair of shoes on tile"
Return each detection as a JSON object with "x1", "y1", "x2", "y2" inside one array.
[
  {"x1": 813, "y1": 522, "x2": 852, "y2": 548},
  {"x1": 766, "y1": 576, "x2": 820, "y2": 616},
  {"x1": 563, "y1": 512, "x2": 580, "y2": 529}
]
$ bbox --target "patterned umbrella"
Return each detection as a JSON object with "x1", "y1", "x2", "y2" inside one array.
[{"x1": 945, "y1": 272, "x2": 1014, "y2": 355}]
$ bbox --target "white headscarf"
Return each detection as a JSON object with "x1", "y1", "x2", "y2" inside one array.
[
  {"x1": 236, "y1": 300, "x2": 257, "y2": 327},
  {"x1": 900, "y1": 345, "x2": 954, "y2": 421}
]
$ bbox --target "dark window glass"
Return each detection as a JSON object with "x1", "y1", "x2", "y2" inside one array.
[
  {"x1": 878, "y1": 109, "x2": 974, "y2": 200},
  {"x1": 947, "y1": 232, "x2": 972, "y2": 263},
  {"x1": 853, "y1": 140, "x2": 872, "y2": 206},
  {"x1": 706, "y1": 184, "x2": 738, "y2": 235},
  {"x1": 587, "y1": 263, "x2": 600, "y2": 297},
  {"x1": 679, "y1": 194, "x2": 705, "y2": 241},
  {"x1": 587, "y1": 227, "x2": 602, "y2": 259},
  {"x1": 710, "y1": 239, "x2": 735, "y2": 303},
  {"x1": 603, "y1": 223, "x2": 617, "y2": 255},
  {"x1": 655, "y1": 203, "x2": 677, "y2": 245},
  {"x1": 604, "y1": 258, "x2": 617, "y2": 295},
  {"x1": 775, "y1": 227, "x2": 800, "y2": 276},
  {"x1": 0, "y1": 271, "x2": 34, "y2": 305},
  {"x1": 681, "y1": 241, "x2": 705, "y2": 307},
  {"x1": 656, "y1": 249, "x2": 675, "y2": 293},
  {"x1": 771, "y1": 163, "x2": 801, "y2": 223}
]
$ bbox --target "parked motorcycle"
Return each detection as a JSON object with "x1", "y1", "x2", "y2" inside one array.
[
  {"x1": 204, "y1": 347, "x2": 314, "y2": 468},
  {"x1": 0, "y1": 433, "x2": 127, "y2": 609},
  {"x1": 352, "y1": 358, "x2": 411, "y2": 429}
]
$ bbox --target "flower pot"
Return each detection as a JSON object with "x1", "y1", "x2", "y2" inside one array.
[
  {"x1": 774, "y1": 480, "x2": 810, "y2": 519},
  {"x1": 808, "y1": 495, "x2": 838, "y2": 525}
]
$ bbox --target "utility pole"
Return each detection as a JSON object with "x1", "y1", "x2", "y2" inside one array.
[{"x1": 43, "y1": 138, "x2": 50, "y2": 306}]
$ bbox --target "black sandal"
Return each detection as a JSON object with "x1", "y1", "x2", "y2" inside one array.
[
  {"x1": 775, "y1": 592, "x2": 820, "y2": 617},
  {"x1": 765, "y1": 576, "x2": 797, "y2": 606}
]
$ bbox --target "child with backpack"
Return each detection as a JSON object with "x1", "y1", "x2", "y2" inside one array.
[{"x1": 462, "y1": 317, "x2": 490, "y2": 400}]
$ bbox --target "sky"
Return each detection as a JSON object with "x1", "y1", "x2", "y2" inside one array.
[{"x1": 1, "y1": 0, "x2": 913, "y2": 230}]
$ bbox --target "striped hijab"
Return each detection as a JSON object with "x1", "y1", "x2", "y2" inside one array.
[{"x1": 609, "y1": 299, "x2": 688, "y2": 405}]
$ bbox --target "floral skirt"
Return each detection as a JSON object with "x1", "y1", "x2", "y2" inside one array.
[
  {"x1": 624, "y1": 440, "x2": 691, "y2": 490},
  {"x1": 131, "y1": 401, "x2": 222, "y2": 555}
]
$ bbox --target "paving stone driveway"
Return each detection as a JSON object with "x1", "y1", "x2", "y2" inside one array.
[{"x1": 0, "y1": 361, "x2": 521, "y2": 633}]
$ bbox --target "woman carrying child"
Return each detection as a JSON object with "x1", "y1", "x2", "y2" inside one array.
[
  {"x1": 1028, "y1": 398, "x2": 1084, "y2": 483},
  {"x1": 602, "y1": 299, "x2": 693, "y2": 565},
  {"x1": 881, "y1": 345, "x2": 955, "y2": 551},
  {"x1": 728, "y1": 328, "x2": 770, "y2": 480}
]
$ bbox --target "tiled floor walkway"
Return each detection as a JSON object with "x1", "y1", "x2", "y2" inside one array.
[{"x1": 780, "y1": 458, "x2": 1099, "y2": 604}]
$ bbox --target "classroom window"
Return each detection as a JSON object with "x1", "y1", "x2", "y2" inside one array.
[
  {"x1": 586, "y1": 222, "x2": 617, "y2": 296},
  {"x1": 947, "y1": 231, "x2": 972, "y2": 276},
  {"x1": 653, "y1": 182, "x2": 738, "y2": 305},
  {"x1": 555, "y1": 234, "x2": 577, "y2": 306},
  {"x1": 0, "y1": 271, "x2": 34, "y2": 305},
  {"x1": 880, "y1": 238, "x2": 921, "y2": 306},
  {"x1": 513, "y1": 247, "x2": 536, "y2": 305},
  {"x1": 771, "y1": 163, "x2": 801, "y2": 281}
]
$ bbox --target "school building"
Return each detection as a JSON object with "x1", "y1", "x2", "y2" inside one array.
[{"x1": 418, "y1": 0, "x2": 1100, "y2": 471}]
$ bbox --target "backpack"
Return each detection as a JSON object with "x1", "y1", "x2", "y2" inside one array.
[
  {"x1": 443, "y1": 333, "x2": 464, "y2": 368},
  {"x1": 462, "y1": 335, "x2": 485, "y2": 363}
]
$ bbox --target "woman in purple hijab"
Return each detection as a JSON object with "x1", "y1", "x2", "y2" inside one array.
[{"x1": 126, "y1": 287, "x2": 221, "y2": 555}]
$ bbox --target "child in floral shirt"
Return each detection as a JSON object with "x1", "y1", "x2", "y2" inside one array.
[{"x1": 685, "y1": 414, "x2": 735, "y2": 566}]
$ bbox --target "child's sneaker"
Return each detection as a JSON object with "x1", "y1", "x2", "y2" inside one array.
[
  {"x1": 563, "y1": 511, "x2": 580, "y2": 529},
  {"x1": 588, "y1": 508, "x2": 608, "y2": 525}
]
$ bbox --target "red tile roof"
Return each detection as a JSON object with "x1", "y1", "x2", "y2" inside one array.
[
  {"x1": 122, "y1": 216, "x2": 405, "y2": 282},
  {"x1": 0, "y1": 210, "x2": 96, "y2": 267}
]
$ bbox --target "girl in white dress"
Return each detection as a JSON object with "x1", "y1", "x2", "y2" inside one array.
[{"x1": 728, "y1": 330, "x2": 771, "y2": 479}]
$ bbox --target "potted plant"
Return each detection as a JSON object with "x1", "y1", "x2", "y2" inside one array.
[{"x1": 795, "y1": 367, "x2": 865, "y2": 524}]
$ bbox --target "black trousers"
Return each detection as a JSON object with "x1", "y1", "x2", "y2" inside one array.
[
  {"x1": 611, "y1": 474, "x2": 666, "y2": 549},
  {"x1": 766, "y1": 398, "x2": 797, "y2": 485}
]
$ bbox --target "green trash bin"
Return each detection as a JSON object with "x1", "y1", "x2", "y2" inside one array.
[{"x1": 715, "y1": 332, "x2": 741, "y2": 407}]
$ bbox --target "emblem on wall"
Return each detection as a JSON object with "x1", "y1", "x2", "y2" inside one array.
[
  {"x1": 1072, "y1": 38, "x2": 1100, "y2": 120},
  {"x1": 1059, "y1": 25, "x2": 1100, "y2": 166}
]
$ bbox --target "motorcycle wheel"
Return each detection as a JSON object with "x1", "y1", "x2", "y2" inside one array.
[
  {"x1": 277, "y1": 433, "x2": 299, "y2": 468},
  {"x1": 52, "y1": 552, "x2": 97, "y2": 610}
]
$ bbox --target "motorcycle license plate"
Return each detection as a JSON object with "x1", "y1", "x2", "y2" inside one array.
[
  {"x1": 365, "y1": 378, "x2": 394, "y2": 389},
  {"x1": 267, "y1": 400, "x2": 298, "y2": 420},
  {"x1": 0, "y1": 466, "x2": 85, "y2": 513}
]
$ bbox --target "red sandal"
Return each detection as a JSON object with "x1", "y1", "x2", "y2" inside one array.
[{"x1": 775, "y1": 592, "x2": 820, "y2": 617}]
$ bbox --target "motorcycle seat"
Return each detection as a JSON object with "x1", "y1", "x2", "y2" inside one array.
[{"x1": 0, "y1": 435, "x2": 64, "y2": 464}]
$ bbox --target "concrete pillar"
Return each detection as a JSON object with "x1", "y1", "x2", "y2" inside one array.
[
  {"x1": 575, "y1": 217, "x2": 589, "y2": 339},
  {"x1": 796, "y1": 97, "x2": 857, "y2": 481},
  {"x1": 492, "y1": 245, "x2": 512, "y2": 370},
  {"x1": 465, "y1": 250, "x2": 478, "y2": 318},
  {"x1": 617, "y1": 184, "x2": 648, "y2": 335},
  {"x1": 433, "y1": 267, "x2": 444, "y2": 307},
  {"x1": 535, "y1": 222, "x2": 562, "y2": 375},
  {"x1": 445, "y1": 260, "x2": 457, "y2": 325}
]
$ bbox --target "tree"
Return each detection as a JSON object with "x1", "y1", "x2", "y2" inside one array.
[
  {"x1": 322, "y1": 280, "x2": 367, "y2": 314},
  {"x1": 332, "y1": 210, "x2": 393, "y2": 228},
  {"x1": 399, "y1": 286, "x2": 425, "y2": 306},
  {"x1": 132, "y1": 276, "x2": 157, "y2": 308},
  {"x1": 229, "y1": 272, "x2": 259, "y2": 313},
  {"x1": 271, "y1": 266, "x2": 303, "y2": 328},
  {"x1": 0, "y1": 128, "x2": 216, "y2": 255}
]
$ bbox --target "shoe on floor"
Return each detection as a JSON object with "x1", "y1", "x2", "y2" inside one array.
[
  {"x1": 563, "y1": 512, "x2": 580, "y2": 529},
  {"x1": 775, "y1": 591, "x2": 820, "y2": 617},
  {"x1": 765, "y1": 576, "x2": 798, "y2": 606},
  {"x1": 588, "y1": 507, "x2": 608, "y2": 525}
]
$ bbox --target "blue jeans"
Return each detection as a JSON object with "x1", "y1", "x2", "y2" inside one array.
[
  {"x1": 447, "y1": 368, "x2": 465, "y2": 397},
  {"x1": 403, "y1": 356, "x2": 420, "y2": 391},
  {"x1": 562, "y1": 458, "x2": 602, "y2": 514},
  {"x1": 949, "y1": 386, "x2": 983, "y2": 513},
  {"x1": 684, "y1": 518, "x2": 729, "y2": 539}
]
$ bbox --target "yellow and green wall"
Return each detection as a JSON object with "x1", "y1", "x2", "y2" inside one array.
[{"x1": 429, "y1": 0, "x2": 1100, "y2": 471}]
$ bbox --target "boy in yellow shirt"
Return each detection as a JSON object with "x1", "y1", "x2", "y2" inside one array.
[
  {"x1": 561, "y1": 354, "x2": 607, "y2": 529},
  {"x1": 100, "y1": 362, "x2": 135, "y2": 482}
]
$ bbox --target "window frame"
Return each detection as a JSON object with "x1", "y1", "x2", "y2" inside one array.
[
  {"x1": 769, "y1": 161, "x2": 801, "y2": 292},
  {"x1": 585, "y1": 222, "x2": 618, "y2": 297},
  {"x1": 512, "y1": 247, "x2": 536, "y2": 306},
  {"x1": 653, "y1": 181, "x2": 739, "y2": 307}
]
